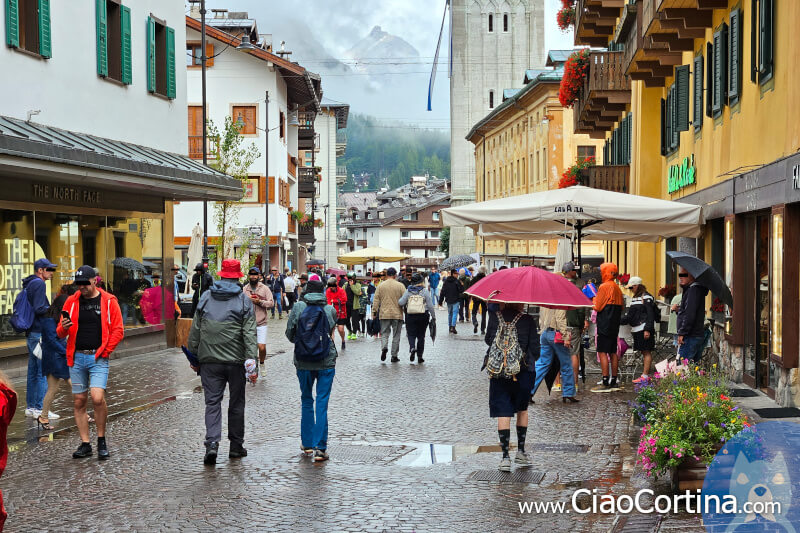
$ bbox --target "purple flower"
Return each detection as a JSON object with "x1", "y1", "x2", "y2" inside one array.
[
  {"x1": 707, "y1": 401, "x2": 714, "y2": 407},
  {"x1": 732, "y1": 406, "x2": 739, "y2": 411},
  {"x1": 704, "y1": 421, "x2": 709, "y2": 427},
  {"x1": 721, "y1": 423, "x2": 726, "y2": 428}
]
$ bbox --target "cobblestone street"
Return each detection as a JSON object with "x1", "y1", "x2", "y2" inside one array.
[{"x1": 3, "y1": 309, "x2": 670, "y2": 532}]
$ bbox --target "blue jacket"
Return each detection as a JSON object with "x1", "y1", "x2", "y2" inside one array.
[
  {"x1": 428, "y1": 272, "x2": 441, "y2": 288},
  {"x1": 22, "y1": 275, "x2": 50, "y2": 333}
]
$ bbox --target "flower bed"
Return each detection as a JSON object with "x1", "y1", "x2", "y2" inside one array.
[
  {"x1": 558, "y1": 48, "x2": 590, "y2": 108},
  {"x1": 633, "y1": 363, "x2": 750, "y2": 484}
]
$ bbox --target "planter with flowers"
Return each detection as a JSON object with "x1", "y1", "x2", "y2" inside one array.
[
  {"x1": 710, "y1": 297, "x2": 726, "y2": 325},
  {"x1": 617, "y1": 273, "x2": 631, "y2": 286},
  {"x1": 657, "y1": 284, "x2": 677, "y2": 302},
  {"x1": 558, "y1": 48, "x2": 590, "y2": 108},
  {"x1": 558, "y1": 156, "x2": 595, "y2": 188},
  {"x1": 290, "y1": 210, "x2": 305, "y2": 221},
  {"x1": 556, "y1": 0, "x2": 576, "y2": 31},
  {"x1": 633, "y1": 363, "x2": 750, "y2": 491}
]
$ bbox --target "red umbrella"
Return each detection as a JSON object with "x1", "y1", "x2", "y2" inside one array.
[
  {"x1": 465, "y1": 266, "x2": 593, "y2": 309},
  {"x1": 326, "y1": 268, "x2": 346, "y2": 277}
]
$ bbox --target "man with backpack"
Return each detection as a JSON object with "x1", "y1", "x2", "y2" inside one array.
[
  {"x1": 285, "y1": 277, "x2": 337, "y2": 462},
  {"x1": 484, "y1": 302, "x2": 539, "y2": 472},
  {"x1": 17, "y1": 258, "x2": 57, "y2": 418},
  {"x1": 398, "y1": 273, "x2": 435, "y2": 363}
]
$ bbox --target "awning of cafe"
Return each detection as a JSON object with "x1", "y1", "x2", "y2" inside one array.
[{"x1": 0, "y1": 115, "x2": 243, "y2": 202}]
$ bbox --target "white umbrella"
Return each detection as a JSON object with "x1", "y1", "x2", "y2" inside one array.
[
  {"x1": 184, "y1": 223, "x2": 203, "y2": 295},
  {"x1": 554, "y1": 238, "x2": 573, "y2": 272}
]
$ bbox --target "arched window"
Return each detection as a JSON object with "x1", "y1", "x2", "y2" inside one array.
[
  {"x1": 489, "y1": 90, "x2": 495, "y2": 109},
  {"x1": 488, "y1": 13, "x2": 493, "y2": 32},
  {"x1": 503, "y1": 13, "x2": 509, "y2": 32}
]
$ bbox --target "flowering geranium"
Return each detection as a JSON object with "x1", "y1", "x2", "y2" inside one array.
[
  {"x1": 634, "y1": 363, "x2": 750, "y2": 478},
  {"x1": 710, "y1": 297, "x2": 725, "y2": 313},
  {"x1": 556, "y1": 1, "x2": 576, "y2": 32},
  {"x1": 657, "y1": 284, "x2": 677, "y2": 300},
  {"x1": 558, "y1": 48, "x2": 590, "y2": 107},
  {"x1": 558, "y1": 156, "x2": 595, "y2": 188}
]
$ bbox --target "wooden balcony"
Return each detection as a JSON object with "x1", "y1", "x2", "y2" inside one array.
[
  {"x1": 400, "y1": 238, "x2": 441, "y2": 248},
  {"x1": 298, "y1": 112, "x2": 315, "y2": 150},
  {"x1": 188, "y1": 135, "x2": 219, "y2": 160},
  {"x1": 288, "y1": 155, "x2": 297, "y2": 177},
  {"x1": 357, "y1": 239, "x2": 367, "y2": 248},
  {"x1": 347, "y1": 239, "x2": 354, "y2": 249},
  {"x1": 582, "y1": 165, "x2": 630, "y2": 193},
  {"x1": 287, "y1": 214, "x2": 297, "y2": 234},
  {"x1": 298, "y1": 224, "x2": 315, "y2": 244},
  {"x1": 298, "y1": 167, "x2": 316, "y2": 198},
  {"x1": 574, "y1": 51, "x2": 631, "y2": 138},
  {"x1": 575, "y1": 0, "x2": 626, "y2": 47},
  {"x1": 404, "y1": 257, "x2": 440, "y2": 268}
]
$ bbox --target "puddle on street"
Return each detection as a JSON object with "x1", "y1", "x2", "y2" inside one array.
[{"x1": 356, "y1": 441, "x2": 501, "y2": 466}]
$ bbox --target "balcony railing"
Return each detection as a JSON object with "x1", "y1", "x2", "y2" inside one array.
[
  {"x1": 575, "y1": 0, "x2": 625, "y2": 47},
  {"x1": 298, "y1": 167, "x2": 317, "y2": 198},
  {"x1": 404, "y1": 257, "x2": 440, "y2": 267},
  {"x1": 298, "y1": 224, "x2": 315, "y2": 244},
  {"x1": 400, "y1": 238, "x2": 441, "y2": 248},
  {"x1": 574, "y1": 51, "x2": 631, "y2": 137},
  {"x1": 583, "y1": 165, "x2": 630, "y2": 193},
  {"x1": 336, "y1": 165, "x2": 347, "y2": 176},
  {"x1": 188, "y1": 135, "x2": 219, "y2": 160}
]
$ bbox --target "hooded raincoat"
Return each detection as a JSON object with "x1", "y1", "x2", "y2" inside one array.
[
  {"x1": 593, "y1": 263, "x2": 623, "y2": 339},
  {"x1": 188, "y1": 280, "x2": 258, "y2": 364}
]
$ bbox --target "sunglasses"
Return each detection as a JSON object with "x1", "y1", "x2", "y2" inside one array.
[
  {"x1": 678, "y1": 273, "x2": 689, "y2": 278},
  {"x1": 45, "y1": 268, "x2": 57, "y2": 272}
]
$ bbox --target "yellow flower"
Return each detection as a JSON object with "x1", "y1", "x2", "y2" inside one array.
[
  {"x1": 666, "y1": 416, "x2": 670, "y2": 420},
  {"x1": 695, "y1": 366, "x2": 699, "y2": 371},
  {"x1": 713, "y1": 364, "x2": 717, "y2": 368}
]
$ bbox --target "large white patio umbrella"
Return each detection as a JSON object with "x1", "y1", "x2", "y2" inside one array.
[
  {"x1": 337, "y1": 247, "x2": 410, "y2": 270},
  {"x1": 441, "y1": 186, "x2": 704, "y2": 266},
  {"x1": 184, "y1": 223, "x2": 203, "y2": 294}
]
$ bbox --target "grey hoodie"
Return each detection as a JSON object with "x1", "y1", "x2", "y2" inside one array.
[
  {"x1": 188, "y1": 279, "x2": 258, "y2": 364},
  {"x1": 398, "y1": 284, "x2": 435, "y2": 314}
]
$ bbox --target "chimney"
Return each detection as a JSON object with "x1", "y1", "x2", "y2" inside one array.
[{"x1": 188, "y1": 0, "x2": 201, "y2": 19}]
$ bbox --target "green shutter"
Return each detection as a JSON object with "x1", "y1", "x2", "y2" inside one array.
[
  {"x1": 670, "y1": 84, "x2": 678, "y2": 150},
  {"x1": 37, "y1": 0, "x2": 50, "y2": 58},
  {"x1": 751, "y1": 0, "x2": 758, "y2": 82},
  {"x1": 120, "y1": 5, "x2": 131, "y2": 84},
  {"x1": 675, "y1": 64, "x2": 690, "y2": 132},
  {"x1": 759, "y1": 0, "x2": 773, "y2": 81},
  {"x1": 166, "y1": 26, "x2": 176, "y2": 99},
  {"x1": 626, "y1": 113, "x2": 633, "y2": 164},
  {"x1": 660, "y1": 98, "x2": 667, "y2": 156},
  {"x1": 5, "y1": 0, "x2": 19, "y2": 47},
  {"x1": 146, "y1": 17, "x2": 155, "y2": 93},
  {"x1": 706, "y1": 42, "x2": 714, "y2": 118},
  {"x1": 694, "y1": 55, "x2": 704, "y2": 131},
  {"x1": 729, "y1": 9, "x2": 741, "y2": 103},
  {"x1": 712, "y1": 30, "x2": 723, "y2": 115},
  {"x1": 96, "y1": 0, "x2": 107, "y2": 76}
]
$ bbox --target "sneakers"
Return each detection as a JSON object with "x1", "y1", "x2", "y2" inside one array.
[
  {"x1": 498, "y1": 456, "x2": 512, "y2": 472},
  {"x1": 390, "y1": 356, "x2": 400, "y2": 363},
  {"x1": 514, "y1": 451, "x2": 531, "y2": 466},
  {"x1": 417, "y1": 356, "x2": 425, "y2": 363},
  {"x1": 348, "y1": 333, "x2": 357, "y2": 340},
  {"x1": 632, "y1": 375, "x2": 649, "y2": 384},
  {"x1": 48, "y1": 411, "x2": 60, "y2": 420},
  {"x1": 259, "y1": 363, "x2": 267, "y2": 378},
  {"x1": 25, "y1": 408, "x2": 41, "y2": 418},
  {"x1": 229, "y1": 444, "x2": 248, "y2": 459},
  {"x1": 300, "y1": 445, "x2": 314, "y2": 455},
  {"x1": 380, "y1": 348, "x2": 388, "y2": 361},
  {"x1": 410, "y1": 349, "x2": 416, "y2": 362},
  {"x1": 72, "y1": 442, "x2": 93, "y2": 459},
  {"x1": 314, "y1": 449, "x2": 329, "y2": 462},
  {"x1": 97, "y1": 438, "x2": 109, "y2": 460},
  {"x1": 204, "y1": 442, "x2": 219, "y2": 465},
  {"x1": 608, "y1": 378, "x2": 622, "y2": 391}
]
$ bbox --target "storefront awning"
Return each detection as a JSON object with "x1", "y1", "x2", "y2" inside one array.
[{"x1": 0, "y1": 115, "x2": 243, "y2": 201}]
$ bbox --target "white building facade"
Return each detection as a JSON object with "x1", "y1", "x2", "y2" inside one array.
[{"x1": 448, "y1": 0, "x2": 545, "y2": 255}]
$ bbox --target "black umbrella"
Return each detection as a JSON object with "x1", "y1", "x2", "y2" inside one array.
[
  {"x1": 440, "y1": 254, "x2": 475, "y2": 271},
  {"x1": 429, "y1": 316, "x2": 437, "y2": 344},
  {"x1": 306, "y1": 259, "x2": 325, "y2": 266},
  {"x1": 529, "y1": 357, "x2": 561, "y2": 396},
  {"x1": 666, "y1": 251, "x2": 733, "y2": 308}
]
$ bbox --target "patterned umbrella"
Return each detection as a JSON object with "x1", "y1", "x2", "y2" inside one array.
[
  {"x1": 111, "y1": 257, "x2": 147, "y2": 273},
  {"x1": 439, "y1": 254, "x2": 475, "y2": 271}
]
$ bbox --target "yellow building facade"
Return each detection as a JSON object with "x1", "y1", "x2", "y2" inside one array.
[{"x1": 467, "y1": 63, "x2": 605, "y2": 269}]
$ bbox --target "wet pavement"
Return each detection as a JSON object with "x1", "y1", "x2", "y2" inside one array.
[{"x1": 3, "y1": 309, "x2": 672, "y2": 532}]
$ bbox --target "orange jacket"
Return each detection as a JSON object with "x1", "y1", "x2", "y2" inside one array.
[
  {"x1": 56, "y1": 288, "x2": 125, "y2": 367},
  {"x1": 594, "y1": 263, "x2": 623, "y2": 312}
]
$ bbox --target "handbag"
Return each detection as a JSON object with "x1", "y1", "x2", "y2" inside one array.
[
  {"x1": 554, "y1": 331, "x2": 564, "y2": 344},
  {"x1": 33, "y1": 338, "x2": 43, "y2": 359}
]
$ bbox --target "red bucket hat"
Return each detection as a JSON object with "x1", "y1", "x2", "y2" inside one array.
[{"x1": 217, "y1": 259, "x2": 244, "y2": 279}]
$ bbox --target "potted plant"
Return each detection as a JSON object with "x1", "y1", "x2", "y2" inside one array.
[
  {"x1": 634, "y1": 364, "x2": 750, "y2": 491},
  {"x1": 710, "y1": 297, "x2": 726, "y2": 324},
  {"x1": 558, "y1": 156, "x2": 595, "y2": 188},
  {"x1": 290, "y1": 210, "x2": 305, "y2": 221},
  {"x1": 556, "y1": 0, "x2": 576, "y2": 31},
  {"x1": 658, "y1": 284, "x2": 677, "y2": 302},
  {"x1": 558, "y1": 48, "x2": 590, "y2": 108}
]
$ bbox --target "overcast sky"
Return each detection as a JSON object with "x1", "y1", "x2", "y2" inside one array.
[{"x1": 213, "y1": 0, "x2": 575, "y2": 127}]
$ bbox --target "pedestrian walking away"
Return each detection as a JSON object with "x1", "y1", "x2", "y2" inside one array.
[
  {"x1": 266, "y1": 268, "x2": 285, "y2": 319},
  {"x1": 562, "y1": 262, "x2": 587, "y2": 387},
  {"x1": 188, "y1": 259, "x2": 257, "y2": 465},
  {"x1": 283, "y1": 269, "x2": 297, "y2": 311},
  {"x1": 676, "y1": 267, "x2": 709, "y2": 363},
  {"x1": 190, "y1": 263, "x2": 214, "y2": 316},
  {"x1": 438, "y1": 269, "x2": 463, "y2": 334},
  {"x1": 243, "y1": 267, "x2": 274, "y2": 377},
  {"x1": 622, "y1": 276, "x2": 657, "y2": 382},
  {"x1": 285, "y1": 277, "x2": 338, "y2": 462},
  {"x1": 484, "y1": 302, "x2": 540, "y2": 471},
  {"x1": 398, "y1": 273, "x2": 436, "y2": 363},
  {"x1": 458, "y1": 271, "x2": 472, "y2": 323},
  {"x1": 533, "y1": 298, "x2": 578, "y2": 403},
  {"x1": 372, "y1": 267, "x2": 406, "y2": 362},
  {"x1": 470, "y1": 265, "x2": 488, "y2": 335},
  {"x1": 326, "y1": 278, "x2": 349, "y2": 350},
  {"x1": 19, "y1": 257, "x2": 57, "y2": 419},
  {"x1": 591, "y1": 263, "x2": 623, "y2": 392},
  {"x1": 345, "y1": 272, "x2": 363, "y2": 340},
  {"x1": 57, "y1": 265, "x2": 124, "y2": 460}
]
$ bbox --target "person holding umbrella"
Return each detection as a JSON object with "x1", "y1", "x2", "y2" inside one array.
[
  {"x1": 676, "y1": 267, "x2": 709, "y2": 363},
  {"x1": 398, "y1": 273, "x2": 435, "y2": 363}
]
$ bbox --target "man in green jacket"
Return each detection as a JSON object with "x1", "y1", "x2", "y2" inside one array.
[
  {"x1": 285, "y1": 276, "x2": 338, "y2": 462},
  {"x1": 188, "y1": 259, "x2": 257, "y2": 465},
  {"x1": 562, "y1": 262, "x2": 587, "y2": 386}
]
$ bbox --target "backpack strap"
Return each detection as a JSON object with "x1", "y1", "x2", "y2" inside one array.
[{"x1": 509, "y1": 312, "x2": 522, "y2": 326}]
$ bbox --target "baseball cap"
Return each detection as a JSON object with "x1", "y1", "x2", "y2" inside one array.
[
  {"x1": 74, "y1": 265, "x2": 97, "y2": 284},
  {"x1": 34, "y1": 258, "x2": 57, "y2": 270},
  {"x1": 626, "y1": 276, "x2": 643, "y2": 288},
  {"x1": 562, "y1": 261, "x2": 576, "y2": 273},
  {"x1": 248, "y1": 266, "x2": 261, "y2": 275}
]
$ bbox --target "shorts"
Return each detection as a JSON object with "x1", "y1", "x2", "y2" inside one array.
[
  {"x1": 69, "y1": 351, "x2": 109, "y2": 394},
  {"x1": 596, "y1": 333, "x2": 617, "y2": 354},
  {"x1": 257, "y1": 325, "x2": 267, "y2": 345},
  {"x1": 489, "y1": 370, "x2": 535, "y2": 417},
  {"x1": 336, "y1": 318, "x2": 348, "y2": 326},
  {"x1": 632, "y1": 330, "x2": 655, "y2": 352},
  {"x1": 568, "y1": 327, "x2": 582, "y2": 357}
]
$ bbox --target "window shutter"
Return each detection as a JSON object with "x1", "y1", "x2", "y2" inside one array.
[
  {"x1": 706, "y1": 42, "x2": 714, "y2": 118},
  {"x1": 694, "y1": 55, "x2": 704, "y2": 131},
  {"x1": 675, "y1": 65, "x2": 690, "y2": 132},
  {"x1": 751, "y1": 0, "x2": 758, "y2": 82},
  {"x1": 146, "y1": 17, "x2": 156, "y2": 93},
  {"x1": 671, "y1": 85, "x2": 678, "y2": 150},
  {"x1": 166, "y1": 26, "x2": 176, "y2": 99},
  {"x1": 96, "y1": 0, "x2": 107, "y2": 76},
  {"x1": 759, "y1": 0, "x2": 773, "y2": 80},
  {"x1": 660, "y1": 98, "x2": 667, "y2": 156},
  {"x1": 5, "y1": 0, "x2": 18, "y2": 48},
  {"x1": 712, "y1": 29, "x2": 723, "y2": 115},
  {"x1": 729, "y1": 9, "x2": 741, "y2": 102},
  {"x1": 626, "y1": 113, "x2": 633, "y2": 164},
  {"x1": 38, "y1": 0, "x2": 51, "y2": 58},
  {"x1": 120, "y1": 5, "x2": 131, "y2": 84},
  {"x1": 205, "y1": 43, "x2": 214, "y2": 67},
  {"x1": 268, "y1": 177, "x2": 275, "y2": 204}
]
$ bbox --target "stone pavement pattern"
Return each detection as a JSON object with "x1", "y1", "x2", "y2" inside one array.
[{"x1": 4, "y1": 309, "x2": 654, "y2": 532}]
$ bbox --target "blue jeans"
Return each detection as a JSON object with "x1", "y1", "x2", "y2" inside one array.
[
  {"x1": 271, "y1": 291, "x2": 283, "y2": 317},
  {"x1": 532, "y1": 330, "x2": 575, "y2": 397},
  {"x1": 679, "y1": 335, "x2": 705, "y2": 363},
  {"x1": 447, "y1": 302, "x2": 460, "y2": 327},
  {"x1": 297, "y1": 368, "x2": 335, "y2": 450},
  {"x1": 26, "y1": 332, "x2": 47, "y2": 410}
]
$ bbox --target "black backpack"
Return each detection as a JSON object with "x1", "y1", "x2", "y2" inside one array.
[{"x1": 294, "y1": 304, "x2": 331, "y2": 361}]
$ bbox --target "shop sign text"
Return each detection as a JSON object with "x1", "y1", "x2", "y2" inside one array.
[
  {"x1": 668, "y1": 155, "x2": 696, "y2": 194},
  {"x1": 0, "y1": 239, "x2": 35, "y2": 315},
  {"x1": 32, "y1": 184, "x2": 103, "y2": 204},
  {"x1": 792, "y1": 164, "x2": 800, "y2": 191}
]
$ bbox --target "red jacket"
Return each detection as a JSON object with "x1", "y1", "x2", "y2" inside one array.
[
  {"x1": 326, "y1": 287, "x2": 348, "y2": 319},
  {"x1": 0, "y1": 382, "x2": 16, "y2": 532},
  {"x1": 56, "y1": 288, "x2": 124, "y2": 367}
]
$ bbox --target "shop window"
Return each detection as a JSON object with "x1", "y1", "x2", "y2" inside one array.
[
  {"x1": 147, "y1": 16, "x2": 176, "y2": 99},
  {"x1": 97, "y1": 0, "x2": 132, "y2": 84},
  {"x1": 770, "y1": 211, "x2": 783, "y2": 358},
  {"x1": 5, "y1": 0, "x2": 51, "y2": 57},
  {"x1": 0, "y1": 210, "x2": 36, "y2": 345}
]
